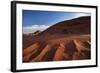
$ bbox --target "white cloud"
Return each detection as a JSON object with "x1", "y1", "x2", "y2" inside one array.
[
  {"x1": 23, "y1": 25, "x2": 50, "y2": 34},
  {"x1": 73, "y1": 13, "x2": 91, "y2": 18},
  {"x1": 61, "y1": 13, "x2": 91, "y2": 22}
]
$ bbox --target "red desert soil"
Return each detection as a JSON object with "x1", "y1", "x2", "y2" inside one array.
[{"x1": 23, "y1": 16, "x2": 91, "y2": 62}]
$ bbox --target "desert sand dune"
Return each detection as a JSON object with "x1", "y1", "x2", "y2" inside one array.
[
  {"x1": 42, "y1": 44, "x2": 59, "y2": 61},
  {"x1": 31, "y1": 44, "x2": 51, "y2": 62},
  {"x1": 23, "y1": 35, "x2": 91, "y2": 62},
  {"x1": 23, "y1": 43, "x2": 39, "y2": 56},
  {"x1": 23, "y1": 16, "x2": 91, "y2": 62},
  {"x1": 53, "y1": 43, "x2": 65, "y2": 61}
]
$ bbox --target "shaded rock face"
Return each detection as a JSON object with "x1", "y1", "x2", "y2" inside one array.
[
  {"x1": 33, "y1": 30, "x2": 41, "y2": 36},
  {"x1": 23, "y1": 16, "x2": 91, "y2": 63},
  {"x1": 39, "y1": 16, "x2": 91, "y2": 36}
]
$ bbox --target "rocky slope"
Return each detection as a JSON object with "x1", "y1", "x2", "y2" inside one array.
[{"x1": 23, "y1": 16, "x2": 91, "y2": 62}]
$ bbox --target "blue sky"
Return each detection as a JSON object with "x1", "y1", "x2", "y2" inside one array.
[{"x1": 22, "y1": 10, "x2": 90, "y2": 34}]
